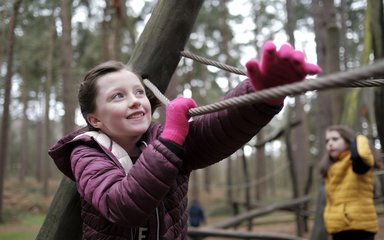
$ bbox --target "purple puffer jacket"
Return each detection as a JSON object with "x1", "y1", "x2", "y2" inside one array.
[{"x1": 49, "y1": 80, "x2": 282, "y2": 240}]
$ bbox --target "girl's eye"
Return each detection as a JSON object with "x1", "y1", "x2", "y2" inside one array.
[
  {"x1": 112, "y1": 92, "x2": 125, "y2": 100},
  {"x1": 135, "y1": 89, "x2": 145, "y2": 96}
]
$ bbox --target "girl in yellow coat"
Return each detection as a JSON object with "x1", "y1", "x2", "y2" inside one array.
[{"x1": 320, "y1": 125, "x2": 379, "y2": 240}]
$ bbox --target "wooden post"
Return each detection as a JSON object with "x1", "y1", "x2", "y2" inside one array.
[
  {"x1": 36, "y1": 1, "x2": 204, "y2": 239},
  {"x1": 128, "y1": 0, "x2": 205, "y2": 92},
  {"x1": 310, "y1": 185, "x2": 330, "y2": 240},
  {"x1": 36, "y1": 177, "x2": 81, "y2": 240}
]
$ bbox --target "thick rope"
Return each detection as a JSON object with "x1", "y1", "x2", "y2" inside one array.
[
  {"x1": 181, "y1": 50, "x2": 247, "y2": 76},
  {"x1": 143, "y1": 79, "x2": 170, "y2": 105},
  {"x1": 144, "y1": 56, "x2": 384, "y2": 117}
]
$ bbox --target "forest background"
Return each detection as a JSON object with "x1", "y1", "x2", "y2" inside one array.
[{"x1": 0, "y1": 0, "x2": 384, "y2": 239}]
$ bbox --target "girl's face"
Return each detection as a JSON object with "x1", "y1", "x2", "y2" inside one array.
[
  {"x1": 325, "y1": 130, "x2": 349, "y2": 160},
  {"x1": 87, "y1": 69, "x2": 151, "y2": 144}
]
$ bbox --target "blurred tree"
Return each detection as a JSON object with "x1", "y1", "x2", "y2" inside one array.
[
  {"x1": 0, "y1": 0, "x2": 22, "y2": 223},
  {"x1": 284, "y1": 0, "x2": 308, "y2": 235},
  {"x1": 41, "y1": 4, "x2": 57, "y2": 197},
  {"x1": 372, "y1": 0, "x2": 384, "y2": 196},
  {"x1": 101, "y1": 0, "x2": 125, "y2": 60},
  {"x1": 14, "y1": 1, "x2": 60, "y2": 182},
  {"x1": 249, "y1": 0, "x2": 295, "y2": 206},
  {"x1": 59, "y1": 0, "x2": 76, "y2": 134},
  {"x1": 311, "y1": 0, "x2": 339, "y2": 239},
  {"x1": 0, "y1": 2, "x2": 10, "y2": 68},
  {"x1": 19, "y1": 61, "x2": 29, "y2": 182},
  {"x1": 255, "y1": 130, "x2": 266, "y2": 200},
  {"x1": 341, "y1": 1, "x2": 375, "y2": 133},
  {"x1": 249, "y1": 0, "x2": 269, "y2": 203}
]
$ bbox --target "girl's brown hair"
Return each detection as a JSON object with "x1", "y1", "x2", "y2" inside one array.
[{"x1": 78, "y1": 60, "x2": 161, "y2": 129}]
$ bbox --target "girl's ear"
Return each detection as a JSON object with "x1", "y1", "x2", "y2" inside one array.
[{"x1": 86, "y1": 114, "x2": 101, "y2": 129}]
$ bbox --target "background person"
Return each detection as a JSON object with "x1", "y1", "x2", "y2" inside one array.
[{"x1": 320, "y1": 125, "x2": 379, "y2": 240}]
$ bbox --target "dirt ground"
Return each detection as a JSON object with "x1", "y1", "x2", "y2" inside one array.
[
  {"x1": 193, "y1": 186, "x2": 384, "y2": 240},
  {"x1": 0, "y1": 215, "x2": 383, "y2": 240},
  {"x1": 200, "y1": 213, "x2": 384, "y2": 239},
  {"x1": 250, "y1": 216, "x2": 384, "y2": 239}
]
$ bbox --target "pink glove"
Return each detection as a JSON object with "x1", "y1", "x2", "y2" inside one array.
[
  {"x1": 160, "y1": 97, "x2": 197, "y2": 145},
  {"x1": 246, "y1": 41, "x2": 322, "y2": 105}
]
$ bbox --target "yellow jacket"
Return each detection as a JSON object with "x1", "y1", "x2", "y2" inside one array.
[{"x1": 323, "y1": 135, "x2": 378, "y2": 234}]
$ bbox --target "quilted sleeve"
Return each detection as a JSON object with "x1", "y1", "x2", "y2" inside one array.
[
  {"x1": 350, "y1": 135, "x2": 375, "y2": 174},
  {"x1": 70, "y1": 140, "x2": 182, "y2": 226},
  {"x1": 183, "y1": 80, "x2": 282, "y2": 170}
]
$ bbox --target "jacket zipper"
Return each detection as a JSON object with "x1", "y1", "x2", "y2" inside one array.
[{"x1": 156, "y1": 208, "x2": 160, "y2": 240}]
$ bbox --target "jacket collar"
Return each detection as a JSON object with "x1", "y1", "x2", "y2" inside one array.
[{"x1": 75, "y1": 131, "x2": 133, "y2": 174}]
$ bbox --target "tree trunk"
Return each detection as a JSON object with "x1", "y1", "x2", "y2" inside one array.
[
  {"x1": 310, "y1": 0, "x2": 334, "y2": 239},
  {"x1": 204, "y1": 166, "x2": 211, "y2": 193},
  {"x1": 372, "y1": 0, "x2": 384, "y2": 196},
  {"x1": 190, "y1": 171, "x2": 199, "y2": 200},
  {"x1": 36, "y1": 112, "x2": 43, "y2": 181},
  {"x1": 36, "y1": 177, "x2": 82, "y2": 240},
  {"x1": 326, "y1": 26, "x2": 343, "y2": 125},
  {"x1": 226, "y1": 156, "x2": 236, "y2": 214},
  {"x1": 112, "y1": 0, "x2": 125, "y2": 60},
  {"x1": 0, "y1": 0, "x2": 22, "y2": 223},
  {"x1": 312, "y1": 0, "x2": 333, "y2": 146},
  {"x1": 101, "y1": 1, "x2": 111, "y2": 60},
  {"x1": 128, "y1": 0, "x2": 204, "y2": 93},
  {"x1": 37, "y1": 0, "x2": 204, "y2": 238},
  {"x1": 292, "y1": 97, "x2": 310, "y2": 219},
  {"x1": 285, "y1": 0, "x2": 307, "y2": 235},
  {"x1": 339, "y1": 0, "x2": 348, "y2": 70},
  {"x1": 41, "y1": 8, "x2": 56, "y2": 197},
  {"x1": 285, "y1": 107, "x2": 304, "y2": 237},
  {"x1": 60, "y1": 0, "x2": 76, "y2": 134},
  {"x1": 241, "y1": 148, "x2": 252, "y2": 230},
  {"x1": 19, "y1": 65, "x2": 29, "y2": 182},
  {"x1": 255, "y1": 130, "x2": 266, "y2": 200},
  {"x1": 310, "y1": 185, "x2": 328, "y2": 240}
]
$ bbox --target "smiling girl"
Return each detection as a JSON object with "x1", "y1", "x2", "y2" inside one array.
[{"x1": 49, "y1": 41, "x2": 320, "y2": 240}]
